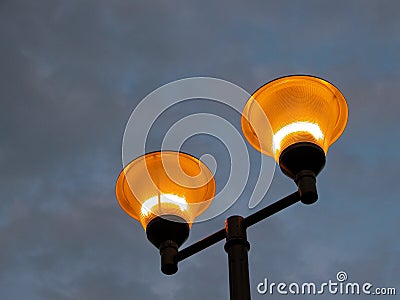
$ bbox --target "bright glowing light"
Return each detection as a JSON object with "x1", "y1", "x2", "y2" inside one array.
[
  {"x1": 141, "y1": 194, "x2": 188, "y2": 216},
  {"x1": 273, "y1": 122, "x2": 324, "y2": 153}
]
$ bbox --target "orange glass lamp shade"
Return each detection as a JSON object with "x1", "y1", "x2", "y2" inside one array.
[
  {"x1": 241, "y1": 75, "x2": 348, "y2": 161},
  {"x1": 115, "y1": 151, "x2": 216, "y2": 231},
  {"x1": 242, "y1": 75, "x2": 348, "y2": 204}
]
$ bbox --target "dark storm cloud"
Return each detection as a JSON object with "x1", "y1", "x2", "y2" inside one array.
[{"x1": 1, "y1": 0, "x2": 399, "y2": 299}]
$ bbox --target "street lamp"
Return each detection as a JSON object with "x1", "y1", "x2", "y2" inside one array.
[
  {"x1": 115, "y1": 151, "x2": 216, "y2": 274},
  {"x1": 241, "y1": 75, "x2": 348, "y2": 204},
  {"x1": 116, "y1": 75, "x2": 348, "y2": 299}
]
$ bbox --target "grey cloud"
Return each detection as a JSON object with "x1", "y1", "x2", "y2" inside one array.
[{"x1": 1, "y1": 0, "x2": 399, "y2": 299}]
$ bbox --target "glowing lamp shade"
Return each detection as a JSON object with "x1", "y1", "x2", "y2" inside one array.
[
  {"x1": 241, "y1": 75, "x2": 348, "y2": 161},
  {"x1": 115, "y1": 151, "x2": 216, "y2": 230}
]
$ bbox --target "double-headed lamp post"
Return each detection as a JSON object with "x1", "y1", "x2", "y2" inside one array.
[{"x1": 116, "y1": 75, "x2": 348, "y2": 300}]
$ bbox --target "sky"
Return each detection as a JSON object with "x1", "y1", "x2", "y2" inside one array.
[{"x1": 1, "y1": 0, "x2": 399, "y2": 299}]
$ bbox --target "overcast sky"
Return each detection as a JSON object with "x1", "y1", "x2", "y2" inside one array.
[{"x1": 1, "y1": 1, "x2": 399, "y2": 299}]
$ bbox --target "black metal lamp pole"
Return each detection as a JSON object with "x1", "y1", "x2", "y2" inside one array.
[{"x1": 225, "y1": 215, "x2": 251, "y2": 300}]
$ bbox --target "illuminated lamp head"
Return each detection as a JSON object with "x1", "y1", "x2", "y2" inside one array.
[
  {"x1": 115, "y1": 151, "x2": 216, "y2": 274},
  {"x1": 241, "y1": 75, "x2": 348, "y2": 204}
]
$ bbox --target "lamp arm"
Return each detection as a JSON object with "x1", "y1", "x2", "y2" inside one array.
[
  {"x1": 176, "y1": 228, "x2": 225, "y2": 262},
  {"x1": 176, "y1": 191, "x2": 300, "y2": 263},
  {"x1": 243, "y1": 191, "x2": 300, "y2": 228}
]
